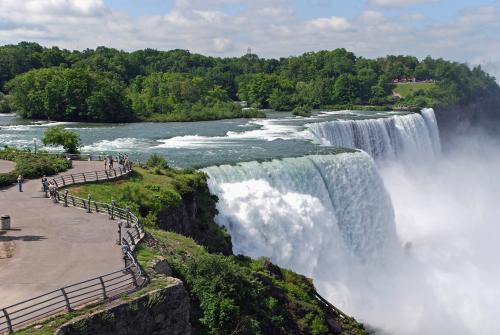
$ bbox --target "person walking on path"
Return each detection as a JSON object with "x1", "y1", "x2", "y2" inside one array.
[
  {"x1": 41, "y1": 175, "x2": 48, "y2": 192},
  {"x1": 17, "y1": 174, "x2": 24, "y2": 192},
  {"x1": 104, "y1": 157, "x2": 108, "y2": 171}
]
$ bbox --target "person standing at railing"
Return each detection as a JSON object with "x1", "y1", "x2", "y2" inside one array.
[
  {"x1": 104, "y1": 157, "x2": 108, "y2": 171},
  {"x1": 17, "y1": 174, "x2": 24, "y2": 192},
  {"x1": 124, "y1": 154, "x2": 129, "y2": 170}
]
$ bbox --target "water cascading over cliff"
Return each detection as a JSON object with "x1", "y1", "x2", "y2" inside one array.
[
  {"x1": 203, "y1": 152, "x2": 399, "y2": 279},
  {"x1": 306, "y1": 109, "x2": 441, "y2": 160}
]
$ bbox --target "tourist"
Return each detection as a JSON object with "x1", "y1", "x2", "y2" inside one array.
[
  {"x1": 104, "y1": 157, "x2": 108, "y2": 170},
  {"x1": 41, "y1": 175, "x2": 47, "y2": 192},
  {"x1": 17, "y1": 174, "x2": 24, "y2": 192},
  {"x1": 109, "y1": 157, "x2": 114, "y2": 169},
  {"x1": 48, "y1": 182, "x2": 56, "y2": 198}
]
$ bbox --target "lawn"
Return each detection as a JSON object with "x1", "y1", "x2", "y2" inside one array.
[{"x1": 393, "y1": 82, "x2": 435, "y2": 98}]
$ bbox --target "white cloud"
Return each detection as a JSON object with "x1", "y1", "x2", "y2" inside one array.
[
  {"x1": 360, "y1": 10, "x2": 386, "y2": 24},
  {"x1": 0, "y1": 0, "x2": 498, "y2": 69},
  {"x1": 306, "y1": 16, "x2": 352, "y2": 31},
  {"x1": 482, "y1": 62, "x2": 500, "y2": 83},
  {"x1": 368, "y1": 0, "x2": 438, "y2": 7},
  {"x1": 213, "y1": 37, "x2": 231, "y2": 52}
]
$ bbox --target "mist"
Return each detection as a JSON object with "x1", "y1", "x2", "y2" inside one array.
[{"x1": 332, "y1": 130, "x2": 500, "y2": 335}]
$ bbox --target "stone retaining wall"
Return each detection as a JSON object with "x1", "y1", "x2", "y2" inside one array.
[{"x1": 55, "y1": 278, "x2": 191, "y2": 335}]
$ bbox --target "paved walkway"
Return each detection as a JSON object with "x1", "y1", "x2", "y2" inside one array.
[
  {"x1": 0, "y1": 161, "x2": 124, "y2": 307},
  {"x1": 0, "y1": 160, "x2": 15, "y2": 173}
]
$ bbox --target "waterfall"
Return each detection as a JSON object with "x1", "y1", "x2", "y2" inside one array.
[
  {"x1": 203, "y1": 152, "x2": 399, "y2": 279},
  {"x1": 306, "y1": 109, "x2": 441, "y2": 161}
]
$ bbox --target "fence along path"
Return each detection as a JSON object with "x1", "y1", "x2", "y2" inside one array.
[{"x1": 0, "y1": 165, "x2": 146, "y2": 334}]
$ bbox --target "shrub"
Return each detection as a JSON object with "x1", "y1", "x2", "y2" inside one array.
[
  {"x1": 292, "y1": 105, "x2": 312, "y2": 117},
  {"x1": 146, "y1": 153, "x2": 169, "y2": 169},
  {"x1": 0, "y1": 148, "x2": 71, "y2": 187},
  {"x1": 42, "y1": 126, "x2": 81, "y2": 154}
]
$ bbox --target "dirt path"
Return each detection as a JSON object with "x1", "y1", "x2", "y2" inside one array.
[
  {"x1": 0, "y1": 161, "x2": 124, "y2": 307},
  {"x1": 0, "y1": 160, "x2": 15, "y2": 173}
]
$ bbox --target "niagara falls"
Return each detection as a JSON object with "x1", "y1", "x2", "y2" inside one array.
[{"x1": 1, "y1": 9, "x2": 500, "y2": 333}]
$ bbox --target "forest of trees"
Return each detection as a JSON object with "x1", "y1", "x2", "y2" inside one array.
[{"x1": 0, "y1": 42, "x2": 498, "y2": 122}]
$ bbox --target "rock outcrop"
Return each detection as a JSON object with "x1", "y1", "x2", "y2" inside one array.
[{"x1": 56, "y1": 278, "x2": 191, "y2": 335}]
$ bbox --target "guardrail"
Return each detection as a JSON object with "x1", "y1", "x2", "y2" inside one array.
[
  {"x1": 50, "y1": 166, "x2": 131, "y2": 189},
  {"x1": 0, "y1": 165, "x2": 146, "y2": 334},
  {"x1": 36, "y1": 152, "x2": 108, "y2": 161}
]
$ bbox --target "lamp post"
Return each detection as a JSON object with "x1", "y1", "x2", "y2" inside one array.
[{"x1": 33, "y1": 138, "x2": 37, "y2": 155}]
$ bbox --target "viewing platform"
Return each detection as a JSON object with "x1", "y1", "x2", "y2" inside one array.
[{"x1": 0, "y1": 161, "x2": 124, "y2": 307}]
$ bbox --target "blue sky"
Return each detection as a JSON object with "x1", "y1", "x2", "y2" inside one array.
[{"x1": 0, "y1": 0, "x2": 499, "y2": 78}]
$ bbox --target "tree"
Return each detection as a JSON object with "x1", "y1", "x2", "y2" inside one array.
[
  {"x1": 42, "y1": 126, "x2": 81, "y2": 153},
  {"x1": 332, "y1": 74, "x2": 359, "y2": 104}
]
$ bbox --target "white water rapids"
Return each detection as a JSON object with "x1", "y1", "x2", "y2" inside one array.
[
  {"x1": 306, "y1": 108, "x2": 441, "y2": 161},
  {"x1": 203, "y1": 109, "x2": 500, "y2": 334}
]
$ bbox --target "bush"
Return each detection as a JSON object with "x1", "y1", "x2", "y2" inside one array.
[
  {"x1": 0, "y1": 148, "x2": 71, "y2": 187},
  {"x1": 146, "y1": 153, "x2": 169, "y2": 169},
  {"x1": 42, "y1": 126, "x2": 81, "y2": 154},
  {"x1": 172, "y1": 253, "x2": 262, "y2": 335},
  {"x1": 292, "y1": 106, "x2": 312, "y2": 117}
]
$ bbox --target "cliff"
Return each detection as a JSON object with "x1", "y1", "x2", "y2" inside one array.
[
  {"x1": 435, "y1": 94, "x2": 500, "y2": 139},
  {"x1": 55, "y1": 278, "x2": 191, "y2": 335}
]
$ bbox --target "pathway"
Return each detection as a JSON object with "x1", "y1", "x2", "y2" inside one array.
[
  {"x1": 0, "y1": 160, "x2": 15, "y2": 174},
  {"x1": 0, "y1": 161, "x2": 124, "y2": 307}
]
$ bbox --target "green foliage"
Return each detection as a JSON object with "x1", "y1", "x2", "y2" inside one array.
[
  {"x1": 0, "y1": 92, "x2": 12, "y2": 113},
  {"x1": 292, "y1": 106, "x2": 312, "y2": 117},
  {"x1": 66, "y1": 164, "x2": 231, "y2": 254},
  {"x1": 142, "y1": 229, "x2": 366, "y2": 335},
  {"x1": 6, "y1": 67, "x2": 133, "y2": 122},
  {"x1": 42, "y1": 126, "x2": 81, "y2": 153},
  {"x1": 1, "y1": 42, "x2": 498, "y2": 122},
  {"x1": 0, "y1": 148, "x2": 71, "y2": 187},
  {"x1": 146, "y1": 153, "x2": 169, "y2": 169}
]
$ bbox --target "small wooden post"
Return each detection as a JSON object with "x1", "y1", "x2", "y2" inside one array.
[
  {"x1": 126, "y1": 207, "x2": 131, "y2": 227},
  {"x1": 111, "y1": 200, "x2": 116, "y2": 220},
  {"x1": 2, "y1": 308, "x2": 13, "y2": 334},
  {"x1": 63, "y1": 189, "x2": 69, "y2": 207},
  {"x1": 87, "y1": 194, "x2": 92, "y2": 213},
  {"x1": 117, "y1": 222, "x2": 122, "y2": 245},
  {"x1": 99, "y1": 276, "x2": 107, "y2": 299},
  {"x1": 61, "y1": 288, "x2": 72, "y2": 311},
  {"x1": 127, "y1": 231, "x2": 135, "y2": 246}
]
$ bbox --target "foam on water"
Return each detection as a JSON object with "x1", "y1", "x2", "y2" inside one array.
[
  {"x1": 81, "y1": 138, "x2": 148, "y2": 152},
  {"x1": 154, "y1": 119, "x2": 308, "y2": 149},
  {"x1": 203, "y1": 152, "x2": 399, "y2": 277}
]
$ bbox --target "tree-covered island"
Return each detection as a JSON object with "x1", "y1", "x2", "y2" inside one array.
[{"x1": 0, "y1": 42, "x2": 498, "y2": 122}]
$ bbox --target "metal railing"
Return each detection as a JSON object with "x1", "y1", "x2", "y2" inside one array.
[
  {"x1": 35, "y1": 152, "x2": 108, "y2": 161},
  {"x1": 50, "y1": 166, "x2": 131, "y2": 189},
  {"x1": 0, "y1": 165, "x2": 146, "y2": 334}
]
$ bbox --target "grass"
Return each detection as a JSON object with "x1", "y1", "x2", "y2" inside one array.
[
  {"x1": 66, "y1": 164, "x2": 232, "y2": 255},
  {"x1": 66, "y1": 166, "x2": 206, "y2": 225},
  {"x1": 393, "y1": 82, "x2": 435, "y2": 98}
]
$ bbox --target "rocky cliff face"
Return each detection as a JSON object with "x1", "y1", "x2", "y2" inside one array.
[
  {"x1": 435, "y1": 95, "x2": 500, "y2": 139},
  {"x1": 56, "y1": 278, "x2": 191, "y2": 335},
  {"x1": 156, "y1": 183, "x2": 233, "y2": 255}
]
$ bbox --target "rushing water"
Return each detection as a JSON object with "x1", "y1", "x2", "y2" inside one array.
[
  {"x1": 306, "y1": 108, "x2": 441, "y2": 161},
  {"x1": 4, "y1": 109, "x2": 497, "y2": 334},
  {"x1": 0, "y1": 110, "x2": 411, "y2": 167}
]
